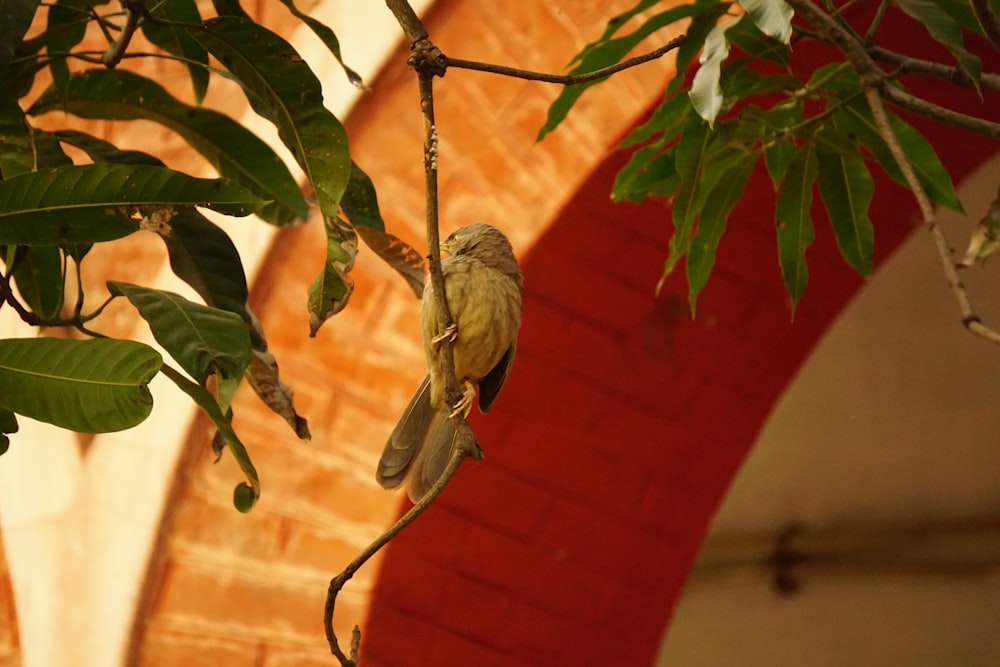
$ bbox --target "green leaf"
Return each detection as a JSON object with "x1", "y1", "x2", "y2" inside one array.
[
  {"x1": 764, "y1": 138, "x2": 796, "y2": 189},
  {"x1": 0, "y1": 88, "x2": 34, "y2": 178},
  {"x1": 159, "y1": 364, "x2": 259, "y2": 512},
  {"x1": 341, "y1": 161, "x2": 385, "y2": 232},
  {"x1": 140, "y1": 0, "x2": 209, "y2": 104},
  {"x1": 156, "y1": 207, "x2": 252, "y2": 331},
  {"x1": 276, "y1": 0, "x2": 365, "y2": 89},
  {"x1": 775, "y1": 143, "x2": 818, "y2": 308},
  {"x1": 308, "y1": 217, "x2": 357, "y2": 336},
  {"x1": 614, "y1": 151, "x2": 680, "y2": 202},
  {"x1": 0, "y1": 164, "x2": 262, "y2": 246},
  {"x1": 45, "y1": 0, "x2": 96, "y2": 94},
  {"x1": 30, "y1": 70, "x2": 307, "y2": 225},
  {"x1": 619, "y1": 89, "x2": 692, "y2": 149},
  {"x1": 190, "y1": 17, "x2": 350, "y2": 225},
  {"x1": 663, "y1": 117, "x2": 711, "y2": 277},
  {"x1": 834, "y1": 98, "x2": 964, "y2": 212},
  {"x1": 687, "y1": 153, "x2": 757, "y2": 313},
  {"x1": 725, "y1": 16, "x2": 790, "y2": 64},
  {"x1": 0, "y1": 0, "x2": 39, "y2": 73},
  {"x1": 817, "y1": 145, "x2": 874, "y2": 277},
  {"x1": 210, "y1": 0, "x2": 250, "y2": 19},
  {"x1": 740, "y1": 0, "x2": 794, "y2": 43},
  {"x1": 538, "y1": 1, "x2": 721, "y2": 141},
  {"x1": 690, "y1": 16, "x2": 741, "y2": 126},
  {"x1": 0, "y1": 337, "x2": 161, "y2": 433},
  {"x1": 896, "y1": 0, "x2": 982, "y2": 87},
  {"x1": 32, "y1": 131, "x2": 72, "y2": 168},
  {"x1": 5, "y1": 245, "x2": 64, "y2": 319},
  {"x1": 109, "y1": 281, "x2": 251, "y2": 385}
]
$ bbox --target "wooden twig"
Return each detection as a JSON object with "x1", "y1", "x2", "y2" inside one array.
[{"x1": 445, "y1": 35, "x2": 686, "y2": 84}]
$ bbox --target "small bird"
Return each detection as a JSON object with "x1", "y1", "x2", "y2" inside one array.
[{"x1": 377, "y1": 223, "x2": 523, "y2": 501}]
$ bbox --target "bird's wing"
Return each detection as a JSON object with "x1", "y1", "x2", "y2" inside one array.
[{"x1": 477, "y1": 343, "x2": 516, "y2": 413}]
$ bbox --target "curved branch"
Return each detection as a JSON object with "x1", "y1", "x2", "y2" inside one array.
[{"x1": 323, "y1": 442, "x2": 475, "y2": 666}]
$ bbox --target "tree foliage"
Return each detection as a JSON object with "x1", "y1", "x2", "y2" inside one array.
[
  {"x1": 542, "y1": 0, "x2": 999, "y2": 316},
  {"x1": 0, "y1": 0, "x2": 423, "y2": 511}
]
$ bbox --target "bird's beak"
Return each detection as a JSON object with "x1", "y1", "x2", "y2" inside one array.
[{"x1": 439, "y1": 240, "x2": 452, "y2": 255}]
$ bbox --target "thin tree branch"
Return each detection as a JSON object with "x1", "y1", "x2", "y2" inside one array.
[
  {"x1": 863, "y1": 88, "x2": 1000, "y2": 345},
  {"x1": 445, "y1": 35, "x2": 687, "y2": 85},
  {"x1": 323, "y1": 444, "x2": 471, "y2": 665},
  {"x1": 881, "y1": 85, "x2": 1000, "y2": 139},
  {"x1": 101, "y1": 0, "x2": 142, "y2": 68},
  {"x1": 971, "y1": 0, "x2": 1000, "y2": 52},
  {"x1": 869, "y1": 46, "x2": 1000, "y2": 91}
]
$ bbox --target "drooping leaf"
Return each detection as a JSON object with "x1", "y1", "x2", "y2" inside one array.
[
  {"x1": 109, "y1": 281, "x2": 251, "y2": 385},
  {"x1": 245, "y1": 346, "x2": 310, "y2": 440},
  {"x1": 667, "y1": 1, "x2": 731, "y2": 95},
  {"x1": 538, "y1": 1, "x2": 722, "y2": 140},
  {"x1": 156, "y1": 206, "x2": 252, "y2": 330},
  {"x1": 817, "y1": 141, "x2": 874, "y2": 277},
  {"x1": 0, "y1": 337, "x2": 161, "y2": 432},
  {"x1": 276, "y1": 0, "x2": 365, "y2": 89},
  {"x1": 0, "y1": 0, "x2": 39, "y2": 74},
  {"x1": 139, "y1": 0, "x2": 209, "y2": 103},
  {"x1": 159, "y1": 364, "x2": 260, "y2": 512},
  {"x1": 666, "y1": 117, "x2": 711, "y2": 276},
  {"x1": 0, "y1": 164, "x2": 262, "y2": 246},
  {"x1": 740, "y1": 0, "x2": 794, "y2": 44},
  {"x1": 190, "y1": 17, "x2": 350, "y2": 224},
  {"x1": 32, "y1": 130, "x2": 72, "y2": 168},
  {"x1": 687, "y1": 153, "x2": 757, "y2": 313},
  {"x1": 308, "y1": 216, "x2": 357, "y2": 336},
  {"x1": 30, "y1": 70, "x2": 307, "y2": 225},
  {"x1": 764, "y1": 138, "x2": 796, "y2": 189},
  {"x1": 690, "y1": 16, "x2": 742, "y2": 126},
  {"x1": 5, "y1": 245, "x2": 64, "y2": 319},
  {"x1": 0, "y1": 88, "x2": 34, "y2": 178},
  {"x1": 896, "y1": 0, "x2": 982, "y2": 87},
  {"x1": 50, "y1": 129, "x2": 165, "y2": 167},
  {"x1": 775, "y1": 143, "x2": 818, "y2": 308},
  {"x1": 342, "y1": 162, "x2": 425, "y2": 297}
]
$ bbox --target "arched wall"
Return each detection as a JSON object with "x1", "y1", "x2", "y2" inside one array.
[{"x1": 360, "y1": 10, "x2": 1000, "y2": 667}]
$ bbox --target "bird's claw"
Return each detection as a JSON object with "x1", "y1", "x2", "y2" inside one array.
[
  {"x1": 449, "y1": 382, "x2": 476, "y2": 419},
  {"x1": 432, "y1": 323, "x2": 458, "y2": 349}
]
